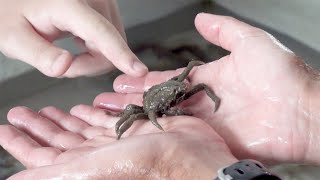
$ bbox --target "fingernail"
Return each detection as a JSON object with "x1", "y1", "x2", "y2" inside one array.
[
  {"x1": 97, "y1": 103, "x2": 123, "y2": 111},
  {"x1": 196, "y1": 12, "x2": 207, "y2": 19},
  {"x1": 132, "y1": 61, "x2": 148, "y2": 74},
  {"x1": 197, "y1": 12, "x2": 212, "y2": 17}
]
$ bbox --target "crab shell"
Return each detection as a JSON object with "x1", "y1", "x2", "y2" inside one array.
[{"x1": 142, "y1": 80, "x2": 188, "y2": 114}]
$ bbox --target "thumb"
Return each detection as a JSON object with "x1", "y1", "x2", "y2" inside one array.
[
  {"x1": 194, "y1": 13, "x2": 268, "y2": 52},
  {"x1": 0, "y1": 23, "x2": 72, "y2": 77}
]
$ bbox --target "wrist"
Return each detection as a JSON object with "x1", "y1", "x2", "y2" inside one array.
[
  {"x1": 200, "y1": 156, "x2": 239, "y2": 179},
  {"x1": 180, "y1": 145, "x2": 238, "y2": 180},
  {"x1": 191, "y1": 156, "x2": 239, "y2": 180},
  {"x1": 301, "y1": 67, "x2": 320, "y2": 165},
  {"x1": 167, "y1": 139, "x2": 239, "y2": 179}
]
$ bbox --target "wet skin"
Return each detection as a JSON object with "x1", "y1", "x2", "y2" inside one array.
[{"x1": 115, "y1": 61, "x2": 221, "y2": 139}]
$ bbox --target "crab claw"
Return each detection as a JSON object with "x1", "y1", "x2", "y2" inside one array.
[{"x1": 148, "y1": 111, "x2": 164, "y2": 131}]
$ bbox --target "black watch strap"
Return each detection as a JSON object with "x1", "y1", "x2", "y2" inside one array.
[{"x1": 215, "y1": 159, "x2": 281, "y2": 180}]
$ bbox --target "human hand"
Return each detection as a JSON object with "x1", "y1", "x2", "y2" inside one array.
[
  {"x1": 0, "y1": 105, "x2": 236, "y2": 179},
  {"x1": 94, "y1": 13, "x2": 319, "y2": 165},
  {"x1": 0, "y1": 0, "x2": 148, "y2": 77}
]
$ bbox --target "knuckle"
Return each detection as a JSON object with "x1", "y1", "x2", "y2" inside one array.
[
  {"x1": 90, "y1": 18, "x2": 109, "y2": 36},
  {"x1": 29, "y1": 44, "x2": 67, "y2": 77},
  {"x1": 0, "y1": 27, "x2": 19, "y2": 57},
  {"x1": 236, "y1": 26, "x2": 267, "y2": 44},
  {"x1": 32, "y1": 44, "x2": 54, "y2": 64},
  {"x1": 243, "y1": 27, "x2": 266, "y2": 37}
]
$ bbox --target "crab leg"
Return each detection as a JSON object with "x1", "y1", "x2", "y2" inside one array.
[
  {"x1": 116, "y1": 113, "x2": 148, "y2": 140},
  {"x1": 170, "y1": 60, "x2": 204, "y2": 82},
  {"x1": 184, "y1": 83, "x2": 221, "y2": 112},
  {"x1": 115, "y1": 104, "x2": 144, "y2": 134},
  {"x1": 148, "y1": 111, "x2": 164, "y2": 131},
  {"x1": 117, "y1": 104, "x2": 143, "y2": 117},
  {"x1": 164, "y1": 108, "x2": 192, "y2": 116}
]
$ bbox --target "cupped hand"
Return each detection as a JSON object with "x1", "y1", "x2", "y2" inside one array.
[
  {"x1": 0, "y1": 0, "x2": 148, "y2": 77},
  {"x1": 94, "y1": 13, "x2": 318, "y2": 165},
  {"x1": 0, "y1": 105, "x2": 236, "y2": 179}
]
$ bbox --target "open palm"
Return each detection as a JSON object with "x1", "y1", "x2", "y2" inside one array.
[
  {"x1": 0, "y1": 105, "x2": 235, "y2": 179},
  {"x1": 95, "y1": 14, "x2": 315, "y2": 164}
]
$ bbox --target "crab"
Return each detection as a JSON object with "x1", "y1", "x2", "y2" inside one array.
[{"x1": 115, "y1": 61, "x2": 221, "y2": 139}]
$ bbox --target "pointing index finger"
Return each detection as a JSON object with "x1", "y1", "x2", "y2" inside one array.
[{"x1": 50, "y1": 2, "x2": 148, "y2": 77}]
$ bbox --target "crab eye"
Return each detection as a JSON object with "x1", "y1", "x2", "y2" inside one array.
[{"x1": 126, "y1": 105, "x2": 132, "y2": 110}]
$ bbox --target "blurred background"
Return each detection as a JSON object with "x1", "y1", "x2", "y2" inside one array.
[{"x1": 1, "y1": 0, "x2": 320, "y2": 179}]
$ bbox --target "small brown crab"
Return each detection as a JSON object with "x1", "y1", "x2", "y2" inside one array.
[{"x1": 115, "y1": 61, "x2": 220, "y2": 139}]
